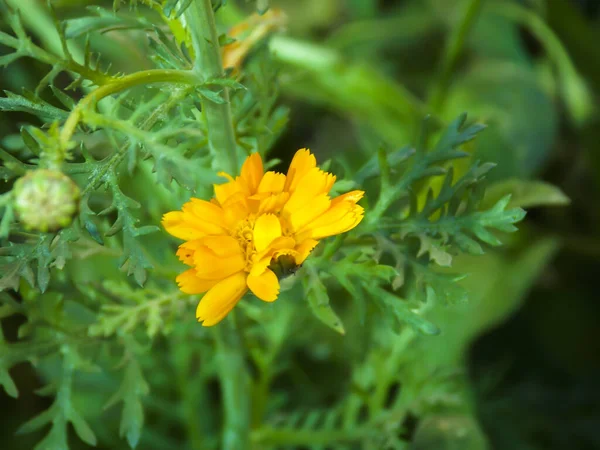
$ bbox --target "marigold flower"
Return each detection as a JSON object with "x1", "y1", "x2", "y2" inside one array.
[{"x1": 162, "y1": 149, "x2": 364, "y2": 326}]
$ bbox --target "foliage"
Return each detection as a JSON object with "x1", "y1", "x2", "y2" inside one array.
[{"x1": 0, "y1": 0, "x2": 587, "y2": 449}]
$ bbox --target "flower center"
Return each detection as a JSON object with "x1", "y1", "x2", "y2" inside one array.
[{"x1": 232, "y1": 217, "x2": 257, "y2": 271}]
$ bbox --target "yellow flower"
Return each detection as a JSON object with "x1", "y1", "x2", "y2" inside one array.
[{"x1": 162, "y1": 149, "x2": 364, "y2": 326}]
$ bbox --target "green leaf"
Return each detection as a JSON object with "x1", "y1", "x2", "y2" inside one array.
[
  {"x1": 106, "y1": 174, "x2": 155, "y2": 286},
  {"x1": 304, "y1": 271, "x2": 345, "y2": 335},
  {"x1": 104, "y1": 357, "x2": 149, "y2": 449},
  {"x1": 69, "y1": 409, "x2": 98, "y2": 446},
  {"x1": 0, "y1": 91, "x2": 69, "y2": 122},
  {"x1": 199, "y1": 88, "x2": 227, "y2": 104},
  {"x1": 366, "y1": 284, "x2": 440, "y2": 335},
  {"x1": 203, "y1": 78, "x2": 246, "y2": 90},
  {"x1": 482, "y1": 178, "x2": 570, "y2": 210},
  {"x1": 64, "y1": 9, "x2": 147, "y2": 38},
  {"x1": 18, "y1": 346, "x2": 97, "y2": 449}
]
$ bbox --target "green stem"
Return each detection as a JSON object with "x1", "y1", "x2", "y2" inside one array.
[
  {"x1": 59, "y1": 69, "x2": 201, "y2": 150},
  {"x1": 215, "y1": 318, "x2": 251, "y2": 450},
  {"x1": 184, "y1": 0, "x2": 239, "y2": 175},
  {"x1": 488, "y1": 2, "x2": 592, "y2": 124},
  {"x1": 427, "y1": 0, "x2": 484, "y2": 113}
]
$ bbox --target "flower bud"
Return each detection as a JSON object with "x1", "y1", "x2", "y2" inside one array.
[{"x1": 13, "y1": 169, "x2": 80, "y2": 232}]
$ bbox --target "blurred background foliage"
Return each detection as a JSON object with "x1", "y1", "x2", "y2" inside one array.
[{"x1": 1, "y1": 0, "x2": 599, "y2": 449}]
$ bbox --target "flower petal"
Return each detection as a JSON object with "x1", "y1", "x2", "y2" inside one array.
[
  {"x1": 200, "y1": 235, "x2": 241, "y2": 256},
  {"x1": 304, "y1": 202, "x2": 364, "y2": 239},
  {"x1": 162, "y1": 211, "x2": 216, "y2": 240},
  {"x1": 194, "y1": 245, "x2": 246, "y2": 279},
  {"x1": 286, "y1": 193, "x2": 331, "y2": 232},
  {"x1": 187, "y1": 198, "x2": 227, "y2": 228},
  {"x1": 177, "y1": 269, "x2": 219, "y2": 294},
  {"x1": 258, "y1": 171, "x2": 286, "y2": 193},
  {"x1": 240, "y1": 152, "x2": 264, "y2": 194},
  {"x1": 295, "y1": 239, "x2": 319, "y2": 264},
  {"x1": 332, "y1": 190, "x2": 364, "y2": 206},
  {"x1": 253, "y1": 213, "x2": 282, "y2": 253},
  {"x1": 196, "y1": 271, "x2": 247, "y2": 326},
  {"x1": 284, "y1": 148, "x2": 316, "y2": 192},
  {"x1": 247, "y1": 268, "x2": 279, "y2": 302},
  {"x1": 214, "y1": 178, "x2": 248, "y2": 205},
  {"x1": 284, "y1": 168, "x2": 335, "y2": 216},
  {"x1": 176, "y1": 240, "x2": 203, "y2": 265}
]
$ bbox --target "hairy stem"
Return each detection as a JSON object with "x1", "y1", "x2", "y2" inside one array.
[
  {"x1": 215, "y1": 319, "x2": 251, "y2": 449},
  {"x1": 184, "y1": 0, "x2": 239, "y2": 174},
  {"x1": 58, "y1": 69, "x2": 201, "y2": 157}
]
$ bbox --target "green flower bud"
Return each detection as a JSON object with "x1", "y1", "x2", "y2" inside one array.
[{"x1": 13, "y1": 169, "x2": 80, "y2": 232}]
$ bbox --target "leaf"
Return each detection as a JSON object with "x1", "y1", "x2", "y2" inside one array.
[
  {"x1": 417, "y1": 234, "x2": 453, "y2": 267},
  {"x1": 203, "y1": 78, "x2": 246, "y2": 90},
  {"x1": 482, "y1": 178, "x2": 570, "y2": 210},
  {"x1": 431, "y1": 113, "x2": 487, "y2": 159},
  {"x1": 366, "y1": 284, "x2": 440, "y2": 335},
  {"x1": 106, "y1": 174, "x2": 156, "y2": 286},
  {"x1": 0, "y1": 324, "x2": 18, "y2": 398},
  {"x1": 69, "y1": 410, "x2": 98, "y2": 446},
  {"x1": 199, "y1": 88, "x2": 227, "y2": 104},
  {"x1": 104, "y1": 357, "x2": 149, "y2": 449},
  {"x1": 0, "y1": 90, "x2": 69, "y2": 121},
  {"x1": 304, "y1": 271, "x2": 345, "y2": 335},
  {"x1": 64, "y1": 9, "x2": 147, "y2": 38},
  {"x1": 18, "y1": 346, "x2": 97, "y2": 449},
  {"x1": 354, "y1": 145, "x2": 415, "y2": 184}
]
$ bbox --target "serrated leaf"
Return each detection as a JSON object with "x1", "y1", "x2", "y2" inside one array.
[
  {"x1": 104, "y1": 358, "x2": 148, "y2": 449},
  {"x1": 64, "y1": 10, "x2": 147, "y2": 38},
  {"x1": 199, "y1": 88, "x2": 227, "y2": 104},
  {"x1": 69, "y1": 410, "x2": 97, "y2": 446},
  {"x1": 417, "y1": 234, "x2": 453, "y2": 267},
  {"x1": 367, "y1": 285, "x2": 439, "y2": 335},
  {"x1": 304, "y1": 273, "x2": 345, "y2": 335},
  {"x1": 203, "y1": 78, "x2": 246, "y2": 90},
  {"x1": 0, "y1": 91, "x2": 69, "y2": 121}
]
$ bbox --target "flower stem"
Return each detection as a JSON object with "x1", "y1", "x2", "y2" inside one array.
[
  {"x1": 214, "y1": 318, "x2": 251, "y2": 449},
  {"x1": 184, "y1": 0, "x2": 239, "y2": 175},
  {"x1": 427, "y1": 0, "x2": 483, "y2": 114}
]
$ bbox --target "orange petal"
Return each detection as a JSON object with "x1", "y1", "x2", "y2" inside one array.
[
  {"x1": 200, "y1": 235, "x2": 242, "y2": 256},
  {"x1": 253, "y1": 213, "x2": 282, "y2": 253},
  {"x1": 286, "y1": 193, "x2": 331, "y2": 232},
  {"x1": 331, "y1": 190, "x2": 365, "y2": 206},
  {"x1": 176, "y1": 240, "x2": 203, "y2": 265},
  {"x1": 284, "y1": 168, "x2": 335, "y2": 215},
  {"x1": 295, "y1": 239, "x2": 319, "y2": 264},
  {"x1": 214, "y1": 178, "x2": 247, "y2": 205},
  {"x1": 177, "y1": 269, "x2": 219, "y2": 294},
  {"x1": 250, "y1": 236, "x2": 296, "y2": 276},
  {"x1": 240, "y1": 152, "x2": 264, "y2": 194},
  {"x1": 194, "y1": 246, "x2": 246, "y2": 279},
  {"x1": 258, "y1": 192, "x2": 290, "y2": 214},
  {"x1": 196, "y1": 271, "x2": 247, "y2": 326},
  {"x1": 304, "y1": 202, "x2": 364, "y2": 240},
  {"x1": 258, "y1": 171, "x2": 286, "y2": 194},
  {"x1": 188, "y1": 198, "x2": 228, "y2": 228},
  {"x1": 284, "y1": 148, "x2": 316, "y2": 192},
  {"x1": 247, "y1": 268, "x2": 280, "y2": 302},
  {"x1": 162, "y1": 212, "x2": 215, "y2": 240}
]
